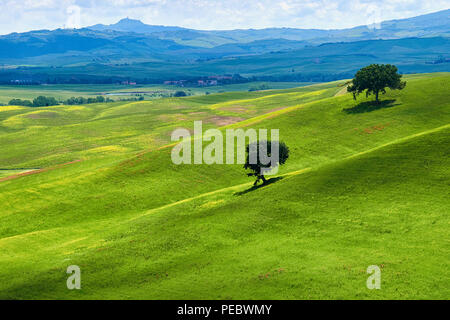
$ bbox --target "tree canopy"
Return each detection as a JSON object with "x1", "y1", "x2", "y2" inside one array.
[
  {"x1": 347, "y1": 64, "x2": 406, "y2": 103},
  {"x1": 9, "y1": 98, "x2": 33, "y2": 107},
  {"x1": 174, "y1": 91, "x2": 187, "y2": 97},
  {"x1": 244, "y1": 140, "x2": 289, "y2": 186},
  {"x1": 32, "y1": 96, "x2": 59, "y2": 107}
]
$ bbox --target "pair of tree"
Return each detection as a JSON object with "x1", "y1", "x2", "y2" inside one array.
[
  {"x1": 347, "y1": 64, "x2": 406, "y2": 103},
  {"x1": 9, "y1": 96, "x2": 59, "y2": 107},
  {"x1": 242, "y1": 64, "x2": 405, "y2": 184}
]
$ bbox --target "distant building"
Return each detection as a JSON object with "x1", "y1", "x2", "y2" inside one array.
[
  {"x1": 10, "y1": 79, "x2": 32, "y2": 85},
  {"x1": 163, "y1": 80, "x2": 187, "y2": 86},
  {"x1": 198, "y1": 79, "x2": 218, "y2": 86},
  {"x1": 208, "y1": 75, "x2": 232, "y2": 80}
]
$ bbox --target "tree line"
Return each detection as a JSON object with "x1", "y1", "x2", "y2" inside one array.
[{"x1": 7, "y1": 95, "x2": 124, "y2": 107}]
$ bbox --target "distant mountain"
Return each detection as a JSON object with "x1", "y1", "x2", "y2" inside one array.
[
  {"x1": 0, "y1": 29, "x2": 311, "y2": 66},
  {"x1": 0, "y1": 28, "x2": 201, "y2": 65},
  {"x1": 86, "y1": 9, "x2": 450, "y2": 47},
  {"x1": 0, "y1": 9, "x2": 449, "y2": 83},
  {"x1": 90, "y1": 18, "x2": 187, "y2": 34},
  {"x1": 2, "y1": 37, "x2": 448, "y2": 84}
]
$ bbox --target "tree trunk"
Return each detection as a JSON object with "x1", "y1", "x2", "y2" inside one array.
[
  {"x1": 261, "y1": 175, "x2": 267, "y2": 184},
  {"x1": 375, "y1": 90, "x2": 379, "y2": 104}
]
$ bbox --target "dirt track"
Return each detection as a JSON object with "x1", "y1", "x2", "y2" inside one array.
[{"x1": 0, "y1": 160, "x2": 82, "y2": 182}]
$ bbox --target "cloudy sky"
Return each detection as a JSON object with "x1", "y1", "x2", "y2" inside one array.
[{"x1": 0, "y1": 0, "x2": 449, "y2": 34}]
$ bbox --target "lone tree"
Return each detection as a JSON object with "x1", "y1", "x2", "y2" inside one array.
[
  {"x1": 244, "y1": 140, "x2": 289, "y2": 186},
  {"x1": 347, "y1": 64, "x2": 406, "y2": 104}
]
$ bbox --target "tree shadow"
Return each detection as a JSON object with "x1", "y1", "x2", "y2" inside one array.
[
  {"x1": 234, "y1": 176, "x2": 284, "y2": 196},
  {"x1": 343, "y1": 99, "x2": 398, "y2": 114}
]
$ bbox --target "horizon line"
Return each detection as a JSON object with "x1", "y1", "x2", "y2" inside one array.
[{"x1": 1, "y1": 8, "x2": 448, "y2": 36}]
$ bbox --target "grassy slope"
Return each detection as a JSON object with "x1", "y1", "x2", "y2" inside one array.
[
  {"x1": 3, "y1": 37, "x2": 449, "y2": 82},
  {"x1": 0, "y1": 82, "x2": 338, "y2": 168},
  {"x1": 0, "y1": 73, "x2": 448, "y2": 299}
]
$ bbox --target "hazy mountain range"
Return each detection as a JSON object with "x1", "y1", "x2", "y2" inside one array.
[
  {"x1": 0, "y1": 9, "x2": 448, "y2": 83},
  {"x1": 90, "y1": 9, "x2": 450, "y2": 47}
]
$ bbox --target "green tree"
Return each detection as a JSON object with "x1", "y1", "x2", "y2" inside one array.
[
  {"x1": 174, "y1": 91, "x2": 187, "y2": 97},
  {"x1": 9, "y1": 98, "x2": 33, "y2": 107},
  {"x1": 32, "y1": 96, "x2": 59, "y2": 107},
  {"x1": 244, "y1": 140, "x2": 290, "y2": 186},
  {"x1": 347, "y1": 64, "x2": 406, "y2": 104},
  {"x1": 65, "y1": 97, "x2": 78, "y2": 105}
]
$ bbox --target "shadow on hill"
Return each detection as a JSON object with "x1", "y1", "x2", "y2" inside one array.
[
  {"x1": 234, "y1": 176, "x2": 284, "y2": 196},
  {"x1": 343, "y1": 99, "x2": 398, "y2": 114}
]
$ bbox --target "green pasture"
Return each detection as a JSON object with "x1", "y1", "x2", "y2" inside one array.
[{"x1": 0, "y1": 73, "x2": 448, "y2": 299}]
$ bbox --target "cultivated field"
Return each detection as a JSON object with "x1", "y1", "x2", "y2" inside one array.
[{"x1": 0, "y1": 73, "x2": 448, "y2": 299}]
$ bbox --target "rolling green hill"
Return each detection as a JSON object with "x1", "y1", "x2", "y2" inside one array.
[
  {"x1": 2, "y1": 37, "x2": 448, "y2": 84},
  {"x1": 0, "y1": 73, "x2": 448, "y2": 299}
]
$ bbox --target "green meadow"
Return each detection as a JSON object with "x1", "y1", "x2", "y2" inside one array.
[
  {"x1": 0, "y1": 82, "x2": 312, "y2": 105},
  {"x1": 0, "y1": 73, "x2": 448, "y2": 299}
]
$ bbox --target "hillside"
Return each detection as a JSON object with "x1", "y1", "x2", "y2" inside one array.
[
  {"x1": 0, "y1": 73, "x2": 448, "y2": 299},
  {"x1": 1, "y1": 37, "x2": 449, "y2": 84}
]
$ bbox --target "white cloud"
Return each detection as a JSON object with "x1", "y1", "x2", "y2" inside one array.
[
  {"x1": 66, "y1": 5, "x2": 82, "y2": 29},
  {"x1": 0, "y1": 0, "x2": 448, "y2": 34}
]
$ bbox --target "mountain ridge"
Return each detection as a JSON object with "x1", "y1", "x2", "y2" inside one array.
[{"x1": 87, "y1": 9, "x2": 450, "y2": 47}]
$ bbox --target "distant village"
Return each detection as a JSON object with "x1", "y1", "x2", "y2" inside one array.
[
  {"x1": 163, "y1": 75, "x2": 237, "y2": 87},
  {"x1": 121, "y1": 74, "x2": 240, "y2": 87},
  {"x1": 8, "y1": 74, "x2": 244, "y2": 86}
]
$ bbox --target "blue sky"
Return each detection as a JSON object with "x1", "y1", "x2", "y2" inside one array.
[{"x1": 0, "y1": 0, "x2": 449, "y2": 34}]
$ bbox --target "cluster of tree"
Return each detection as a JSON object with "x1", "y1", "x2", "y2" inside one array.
[
  {"x1": 8, "y1": 99, "x2": 33, "y2": 107},
  {"x1": 9, "y1": 96, "x2": 59, "y2": 107},
  {"x1": 65, "y1": 96, "x2": 114, "y2": 105},
  {"x1": 117, "y1": 96, "x2": 145, "y2": 102},
  {"x1": 249, "y1": 73, "x2": 353, "y2": 83},
  {"x1": 248, "y1": 84, "x2": 271, "y2": 92},
  {"x1": 8, "y1": 95, "x2": 120, "y2": 107}
]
